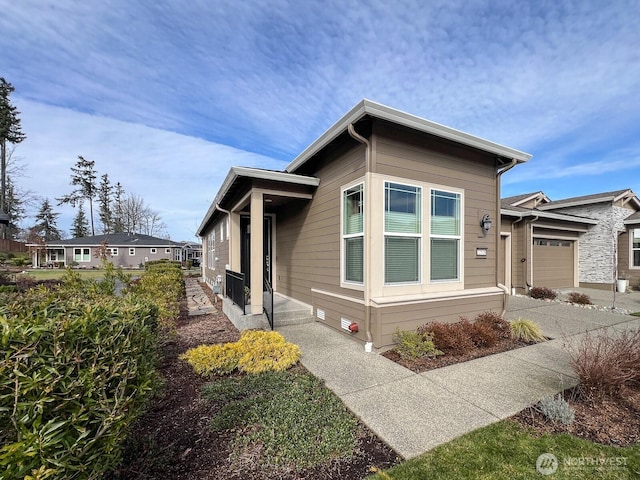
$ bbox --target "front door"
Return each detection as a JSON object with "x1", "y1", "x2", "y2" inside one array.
[{"x1": 240, "y1": 216, "x2": 273, "y2": 290}]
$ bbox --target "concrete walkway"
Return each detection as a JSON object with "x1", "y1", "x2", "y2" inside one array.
[
  {"x1": 185, "y1": 277, "x2": 217, "y2": 316},
  {"x1": 184, "y1": 279, "x2": 640, "y2": 459},
  {"x1": 279, "y1": 292, "x2": 640, "y2": 459}
]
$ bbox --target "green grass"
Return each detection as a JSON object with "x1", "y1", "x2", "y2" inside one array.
[
  {"x1": 201, "y1": 369, "x2": 358, "y2": 471},
  {"x1": 17, "y1": 268, "x2": 144, "y2": 281},
  {"x1": 368, "y1": 421, "x2": 640, "y2": 479},
  {"x1": 631, "y1": 312, "x2": 640, "y2": 317}
]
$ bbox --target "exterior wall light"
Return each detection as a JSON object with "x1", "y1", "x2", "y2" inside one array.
[{"x1": 481, "y1": 214, "x2": 492, "y2": 234}]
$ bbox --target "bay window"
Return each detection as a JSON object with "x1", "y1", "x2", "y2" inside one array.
[
  {"x1": 343, "y1": 183, "x2": 364, "y2": 283},
  {"x1": 384, "y1": 182, "x2": 421, "y2": 284}
]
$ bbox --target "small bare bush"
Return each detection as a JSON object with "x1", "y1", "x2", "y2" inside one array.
[
  {"x1": 529, "y1": 286, "x2": 557, "y2": 300},
  {"x1": 567, "y1": 329, "x2": 640, "y2": 400},
  {"x1": 418, "y1": 319, "x2": 475, "y2": 356},
  {"x1": 566, "y1": 292, "x2": 592, "y2": 305}
]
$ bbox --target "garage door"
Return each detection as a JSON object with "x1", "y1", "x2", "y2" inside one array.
[{"x1": 533, "y1": 238, "x2": 574, "y2": 288}]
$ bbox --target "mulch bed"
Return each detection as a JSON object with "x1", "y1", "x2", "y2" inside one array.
[
  {"x1": 113, "y1": 290, "x2": 401, "y2": 480},
  {"x1": 381, "y1": 337, "x2": 535, "y2": 373},
  {"x1": 510, "y1": 385, "x2": 640, "y2": 447}
]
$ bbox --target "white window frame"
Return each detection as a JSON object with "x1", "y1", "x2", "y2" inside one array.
[
  {"x1": 429, "y1": 188, "x2": 462, "y2": 283},
  {"x1": 150, "y1": 248, "x2": 157, "y2": 254},
  {"x1": 74, "y1": 247, "x2": 91, "y2": 263},
  {"x1": 226, "y1": 217, "x2": 230, "y2": 240},
  {"x1": 129, "y1": 248, "x2": 135, "y2": 256},
  {"x1": 341, "y1": 181, "x2": 365, "y2": 288},
  {"x1": 165, "y1": 248, "x2": 171, "y2": 254},
  {"x1": 383, "y1": 181, "x2": 422, "y2": 285},
  {"x1": 631, "y1": 228, "x2": 640, "y2": 269},
  {"x1": 107, "y1": 247, "x2": 118, "y2": 256}
]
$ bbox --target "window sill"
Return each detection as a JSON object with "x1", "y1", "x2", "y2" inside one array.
[{"x1": 371, "y1": 287, "x2": 503, "y2": 306}]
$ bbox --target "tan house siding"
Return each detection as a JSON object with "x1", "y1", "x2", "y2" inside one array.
[
  {"x1": 375, "y1": 294, "x2": 503, "y2": 346},
  {"x1": 311, "y1": 290, "x2": 365, "y2": 340},
  {"x1": 276, "y1": 142, "x2": 366, "y2": 306},
  {"x1": 202, "y1": 217, "x2": 229, "y2": 290},
  {"x1": 373, "y1": 121, "x2": 498, "y2": 291},
  {"x1": 619, "y1": 229, "x2": 640, "y2": 288}
]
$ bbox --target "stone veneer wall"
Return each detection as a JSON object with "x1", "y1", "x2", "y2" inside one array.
[{"x1": 549, "y1": 204, "x2": 633, "y2": 284}]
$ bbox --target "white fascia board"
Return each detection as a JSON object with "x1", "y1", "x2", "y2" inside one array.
[
  {"x1": 286, "y1": 99, "x2": 532, "y2": 173},
  {"x1": 624, "y1": 218, "x2": 640, "y2": 225},
  {"x1": 537, "y1": 197, "x2": 614, "y2": 210},
  {"x1": 500, "y1": 208, "x2": 598, "y2": 224}
]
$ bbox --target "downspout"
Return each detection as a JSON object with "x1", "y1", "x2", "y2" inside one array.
[
  {"x1": 347, "y1": 123, "x2": 373, "y2": 352},
  {"x1": 526, "y1": 216, "x2": 539, "y2": 290},
  {"x1": 496, "y1": 159, "x2": 518, "y2": 316}
]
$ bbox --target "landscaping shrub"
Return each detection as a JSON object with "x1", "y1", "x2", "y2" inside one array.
[
  {"x1": 566, "y1": 291, "x2": 592, "y2": 305},
  {"x1": 181, "y1": 330, "x2": 301, "y2": 376},
  {"x1": 474, "y1": 311, "x2": 511, "y2": 339},
  {"x1": 0, "y1": 291, "x2": 160, "y2": 480},
  {"x1": 567, "y1": 329, "x2": 640, "y2": 399},
  {"x1": 529, "y1": 286, "x2": 557, "y2": 300},
  {"x1": 418, "y1": 319, "x2": 475, "y2": 356},
  {"x1": 537, "y1": 394, "x2": 575, "y2": 425},
  {"x1": 509, "y1": 319, "x2": 546, "y2": 343},
  {"x1": 392, "y1": 329, "x2": 443, "y2": 360}
]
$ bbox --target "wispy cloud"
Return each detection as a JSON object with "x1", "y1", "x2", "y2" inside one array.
[
  {"x1": 2, "y1": 0, "x2": 640, "y2": 237},
  {"x1": 16, "y1": 99, "x2": 286, "y2": 240}
]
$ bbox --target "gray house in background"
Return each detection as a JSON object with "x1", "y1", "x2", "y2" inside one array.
[{"x1": 32, "y1": 233, "x2": 182, "y2": 269}]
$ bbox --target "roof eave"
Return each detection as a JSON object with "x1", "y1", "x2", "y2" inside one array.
[
  {"x1": 286, "y1": 99, "x2": 532, "y2": 173},
  {"x1": 500, "y1": 208, "x2": 598, "y2": 225}
]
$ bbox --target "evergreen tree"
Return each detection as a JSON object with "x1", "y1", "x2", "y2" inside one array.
[
  {"x1": 97, "y1": 173, "x2": 113, "y2": 233},
  {"x1": 33, "y1": 198, "x2": 62, "y2": 241},
  {"x1": 112, "y1": 181, "x2": 125, "y2": 233},
  {"x1": 71, "y1": 203, "x2": 90, "y2": 238},
  {"x1": 0, "y1": 78, "x2": 26, "y2": 238},
  {"x1": 4, "y1": 176, "x2": 25, "y2": 240},
  {"x1": 57, "y1": 155, "x2": 98, "y2": 235}
]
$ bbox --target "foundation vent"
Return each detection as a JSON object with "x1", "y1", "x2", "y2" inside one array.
[
  {"x1": 316, "y1": 308, "x2": 325, "y2": 320},
  {"x1": 340, "y1": 318, "x2": 351, "y2": 331}
]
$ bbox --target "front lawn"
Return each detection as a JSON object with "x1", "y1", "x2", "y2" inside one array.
[{"x1": 369, "y1": 421, "x2": 640, "y2": 479}]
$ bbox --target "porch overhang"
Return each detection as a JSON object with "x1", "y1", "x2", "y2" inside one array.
[{"x1": 197, "y1": 167, "x2": 319, "y2": 236}]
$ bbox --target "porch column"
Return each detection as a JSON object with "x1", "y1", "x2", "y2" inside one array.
[
  {"x1": 230, "y1": 212, "x2": 241, "y2": 272},
  {"x1": 250, "y1": 191, "x2": 264, "y2": 315}
]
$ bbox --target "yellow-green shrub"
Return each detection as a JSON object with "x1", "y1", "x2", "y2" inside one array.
[
  {"x1": 180, "y1": 343, "x2": 243, "y2": 375},
  {"x1": 181, "y1": 330, "x2": 301, "y2": 376}
]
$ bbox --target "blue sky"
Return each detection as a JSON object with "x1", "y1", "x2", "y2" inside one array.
[{"x1": 1, "y1": 0, "x2": 639, "y2": 241}]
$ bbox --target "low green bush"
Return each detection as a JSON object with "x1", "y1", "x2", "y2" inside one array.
[
  {"x1": 202, "y1": 370, "x2": 357, "y2": 471},
  {"x1": 0, "y1": 291, "x2": 160, "y2": 480},
  {"x1": 509, "y1": 319, "x2": 546, "y2": 343},
  {"x1": 392, "y1": 329, "x2": 443, "y2": 360},
  {"x1": 529, "y1": 286, "x2": 557, "y2": 300}
]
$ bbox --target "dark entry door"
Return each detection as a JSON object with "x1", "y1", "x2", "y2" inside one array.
[{"x1": 240, "y1": 216, "x2": 272, "y2": 290}]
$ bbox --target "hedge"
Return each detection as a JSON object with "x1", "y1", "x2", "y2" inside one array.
[{"x1": 0, "y1": 291, "x2": 160, "y2": 480}]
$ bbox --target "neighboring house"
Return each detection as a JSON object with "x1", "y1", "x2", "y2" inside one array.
[
  {"x1": 180, "y1": 242, "x2": 202, "y2": 266},
  {"x1": 197, "y1": 99, "x2": 531, "y2": 349},
  {"x1": 501, "y1": 189, "x2": 640, "y2": 292},
  {"x1": 31, "y1": 233, "x2": 182, "y2": 269}
]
